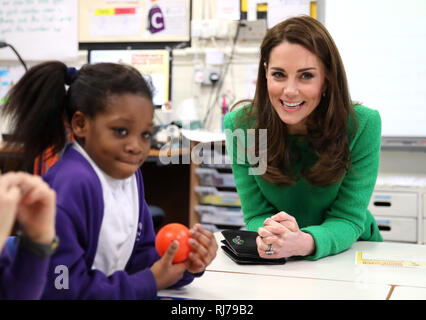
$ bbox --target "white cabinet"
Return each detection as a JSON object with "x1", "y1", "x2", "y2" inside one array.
[
  {"x1": 369, "y1": 190, "x2": 419, "y2": 243},
  {"x1": 423, "y1": 219, "x2": 426, "y2": 244},
  {"x1": 368, "y1": 191, "x2": 417, "y2": 218},
  {"x1": 374, "y1": 217, "x2": 417, "y2": 242}
]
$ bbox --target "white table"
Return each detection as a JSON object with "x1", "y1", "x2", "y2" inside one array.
[
  {"x1": 159, "y1": 270, "x2": 391, "y2": 300},
  {"x1": 207, "y1": 233, "x2": 426, "y2": 288},
  {"x1": 158, "y1": 233, "x2": 426, "y2": 300},
  {"x1": 389, "y1": 286, "x2": 426, "y2": 300}
]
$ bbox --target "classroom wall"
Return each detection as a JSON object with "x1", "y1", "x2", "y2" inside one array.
[
  {"x1": 171, "y1": 43, "x2": 260, "y2": 132},
  {"x1": 0, "y1": 0, "x2": 258, "y2": 137},
  {"x1": 166, "y1": 0, "x2": 261, "y2": 132},
  {"x1": 1, "y1": 0, "x2": 426, "y2": 179}
]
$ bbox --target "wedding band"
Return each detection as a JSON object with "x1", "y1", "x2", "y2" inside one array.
[{"x1": 265, "y1": 244, "x2": 274, "y2": 255}]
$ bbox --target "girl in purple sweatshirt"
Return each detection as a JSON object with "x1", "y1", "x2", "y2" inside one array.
[{"x1": 2, "y1": 61, "x2": 218, "y2": 299}]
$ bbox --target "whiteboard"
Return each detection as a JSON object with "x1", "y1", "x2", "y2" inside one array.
[
  {"x1": 78, "y1": 0, "x2": 190, "y2": 43},
  {"x1": 0, "y1": 0, "x2": 78, "y2": 61},
  {"x1": 324, "y1": 0, "x2": 426, "y2": 137}
]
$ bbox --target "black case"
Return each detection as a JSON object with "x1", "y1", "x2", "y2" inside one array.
[{"x1": 221, "y1": 230, "x2": 286, "y2": 265}]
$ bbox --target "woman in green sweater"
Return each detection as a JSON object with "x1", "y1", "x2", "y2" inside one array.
[{"x1": 223, "y1": 16, "x2": 382, "y2": 261}]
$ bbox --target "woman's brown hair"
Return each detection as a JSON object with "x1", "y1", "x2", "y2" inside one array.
[{"x1": 234, "y1": 15, "x2": 357, "y2": 186}]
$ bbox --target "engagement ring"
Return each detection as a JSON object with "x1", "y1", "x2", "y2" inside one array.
[{"x1": 265, "y1": 244, "x2": 274, "y2": 255}]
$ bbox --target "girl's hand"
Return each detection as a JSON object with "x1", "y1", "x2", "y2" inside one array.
[
  {"x1": 150, "y1": 240, "x2": 187, "y2": 290},
  {"x1": 256, "y1": 212, "x2": 315, "y2": 258},
  {"x1": 151, "y1": 224, "x2": 218, "y2": 289},
  {"x1": 185, "y1": 224, "x2": 218, "y2": 274},
  {"x1": 14, "y1": 173, "x2": 56, "y2": 244}
]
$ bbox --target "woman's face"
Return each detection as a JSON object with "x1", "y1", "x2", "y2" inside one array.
[{"x1": 265, "y1": 41, "x2": 326, "y2": 135}]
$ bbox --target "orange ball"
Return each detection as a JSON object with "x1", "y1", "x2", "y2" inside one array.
[{"x1": 155, "y1": 223, "x2": 192, "y2": 263}]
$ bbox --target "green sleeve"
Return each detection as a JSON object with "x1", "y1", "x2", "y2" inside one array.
[
  {"x1": 301, "y1": 109, "x2": 382, "y2": 260},
  {"x1": 223, "y1": 112, "x2": 277, "y2": 231}
]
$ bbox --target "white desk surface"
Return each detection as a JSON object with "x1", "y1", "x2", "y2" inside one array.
[
  {"x1": 159, "y1": 270, "x2": 391, "y2": 300},
  {"x1": 210, "y1": 233, "x2": 426, "y2": 288},
  {"x1": 389, "y1": 286, "x2": 426, "y2": 300}
]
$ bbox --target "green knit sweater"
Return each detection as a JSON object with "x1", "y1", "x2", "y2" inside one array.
[{"x1": 223, "y1": 104, "x2": 383, "y2": 260}]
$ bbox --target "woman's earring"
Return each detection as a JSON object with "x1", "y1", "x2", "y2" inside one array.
[{"x1": 322, "y1": 92, "x2": 326, "y2": 97}]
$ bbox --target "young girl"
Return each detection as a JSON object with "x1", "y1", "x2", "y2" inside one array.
[{"x1": 3, "y1": 61, "x2": 218, "y2": 299}]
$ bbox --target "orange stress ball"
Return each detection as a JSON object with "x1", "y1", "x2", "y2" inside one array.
[{"x1": 155, "y1": 223, "x2": 192, "y2": 263}]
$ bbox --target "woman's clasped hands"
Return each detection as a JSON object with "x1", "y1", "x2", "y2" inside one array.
[{"x1": 256, "y1": 211, "x2": 316, "y2": 259}]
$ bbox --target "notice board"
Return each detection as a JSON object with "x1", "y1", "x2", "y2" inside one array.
[
  {"x1": 0, "y1": 0, "x2": 78, "y2": 61},
  {"x1": 78, "y1": 0, "x2": 190, "y2": 43}
]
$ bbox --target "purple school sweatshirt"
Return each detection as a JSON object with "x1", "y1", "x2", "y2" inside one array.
[{"x1": 40, "y1": 145, "x2": 196, "y2": 299}]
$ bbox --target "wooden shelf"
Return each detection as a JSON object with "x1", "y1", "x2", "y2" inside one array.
[{"x1": 0, "y1": 144, "x2": 27, "y2": 173}]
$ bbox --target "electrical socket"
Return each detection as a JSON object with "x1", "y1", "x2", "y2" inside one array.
[{"x1": 194, "y1": 67, "x2": 221, "y2": 85}]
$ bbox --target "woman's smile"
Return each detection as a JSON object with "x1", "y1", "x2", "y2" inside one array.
[{"x1": 280, "y1": 100, "x2": 306, "y2": 111}]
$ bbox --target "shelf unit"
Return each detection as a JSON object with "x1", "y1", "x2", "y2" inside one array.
[{"x1": 189, "y1": 141, "x2": 244, "y2": 232}]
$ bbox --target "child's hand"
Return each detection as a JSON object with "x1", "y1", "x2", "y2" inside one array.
[
  {"x1": 15, "y1": 173, "x2": 56, "y2": 244},
  {"x1": 185, "y1": 224, "x2": 218, "y2": 274},
  {"x1": 150, "y1": 240, "x2": 187, "y2": 290},
  {"x1": 0, "y1": 172, "x2": 22, "y2": 249}
]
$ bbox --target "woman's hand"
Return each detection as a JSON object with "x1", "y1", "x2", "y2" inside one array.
[
  {"x1": 185, "y1": 224, "x2": 218, "y2": 274},
  {"x1": 256, "y1": 211, "x2": 315, "y2": 258}
]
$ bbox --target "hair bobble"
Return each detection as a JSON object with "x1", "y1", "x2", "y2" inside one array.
[{"x1": 65, "y1": 67, "x2": 78, "y2": 85}]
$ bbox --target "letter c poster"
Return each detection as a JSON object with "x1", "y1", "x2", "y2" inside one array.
[{"x1": 144, "y1": 0, "x2": 188, "y2": 38}]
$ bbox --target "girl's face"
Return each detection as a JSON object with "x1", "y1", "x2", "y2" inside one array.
[
  {"x1": 265, "y1": 41, "x2": 326, "y2": 135},
  {"x1": 73, "y1": 94, "x2": 154, "y2": 179}
]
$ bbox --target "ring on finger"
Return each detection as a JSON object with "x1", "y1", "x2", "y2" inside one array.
[{"x1": 265, "y1": 243, "x2": 275, "y2": 255}]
